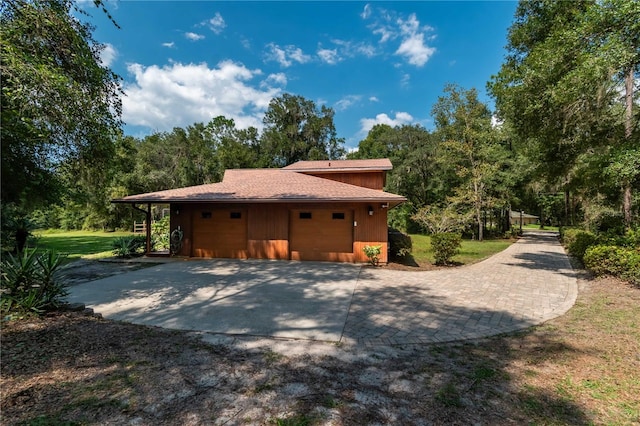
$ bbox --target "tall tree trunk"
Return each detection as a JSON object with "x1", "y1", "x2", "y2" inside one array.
[
  {"x1": 564, "y1": 188, "x2": 570, "y2": 227},
  {"x1": 623, "y1": 68, "x2": 634, "y2": 227}
]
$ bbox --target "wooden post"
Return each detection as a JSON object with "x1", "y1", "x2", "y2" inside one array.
[{"x1": 145, "y1": 203, "x2": 151, "y2": 255}]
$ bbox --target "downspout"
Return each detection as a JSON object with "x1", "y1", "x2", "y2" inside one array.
[{"x1": 132, "y1": 203, "x2": 152, "y2": 255}]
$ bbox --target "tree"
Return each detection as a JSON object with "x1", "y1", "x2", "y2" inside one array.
[
  {"x1": 431, "y1": 85, "x2": 511, "y2": 241},
  {"x1": 1, "y1": 0, "x2": 122, "y2": 210},
  {"x1": 259, "y1": 94, "x2": 345, "y2": 167},
  {"x1": 489, "y1": 0, "x2": 640, "y2": 227}
]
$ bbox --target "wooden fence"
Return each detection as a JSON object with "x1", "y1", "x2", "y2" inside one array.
[{"x1": 133, "y1": 221, "x2": 146, "y2": 234}]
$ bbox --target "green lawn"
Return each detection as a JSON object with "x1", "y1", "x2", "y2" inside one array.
[
  {"x1": 32, "y1": 229, "x2": 512, "y2": 266},
  {"x1": 522, "y1": 224, "x2": 560, "y2": 232},
  {"x1": 408, "y1": 234, "x2": 514, "y2": 266},
  {"x1": 33, "y1": 230, "x2": 135, "y2": 260}
]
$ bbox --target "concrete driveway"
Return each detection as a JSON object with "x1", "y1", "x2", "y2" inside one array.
[
  {"x1": 68, "y1": 232, "x2": 578, "y2": 345},
  {"x1": 67, "y1": 260, "x2": 361, "y2": 342}
]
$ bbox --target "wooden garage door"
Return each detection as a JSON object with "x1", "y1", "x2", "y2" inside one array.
[
  {"x1": 192, "y1": 208, "x2": 247, "y2": 258},
  {"x1": 290, "y1": 209, "x2": 353, "y2": 261}
]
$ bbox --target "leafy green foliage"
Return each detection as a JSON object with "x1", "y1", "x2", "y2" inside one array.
[
  {"x1": 260, "y1": 93, "x2": 345, "y2": 167},
  {"x1": 1, "y1": 203, "x2": 35, "y2": 253},
  {"x1": 362, "y1": 245, "x2": 382, "y2": 266},
  {"x1": 151, "y1": 216, "x2": 170, "y2": 251},
  {"x1": 1, "y1": 250, "x2": 68, "y2": 315},
  {"x1": 430, "y1": 233, "x2": 462, "y2": 265},
  {"x1": 412, "y1": 203, "x2": 472, "y2": 235},
  {"x1": 584, "y1": 245, "x2": 640, "y2": 286},
  {"x1": 432, "y1": 84, "x2": 514, "y2": 241},
  {"x1": 1, "y1": 0, "x2": 121, "y2": 210},
  {"x1": 489, "y1": 0, "x2": 640, "y2": 227},
  {"x1": 112, "y1": 235, "x2": 147, "y2": 258},
  {"x1": 563, "y1": 229, "x2": 598, "y2": 262}
]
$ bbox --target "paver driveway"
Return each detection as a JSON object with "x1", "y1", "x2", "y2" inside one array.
[
  {"x1": 343, "y1": 231, "x2": 578, "y2": 346},
  {"x1": 68, "y1": 231, "x2": 577, "y2": 346}
]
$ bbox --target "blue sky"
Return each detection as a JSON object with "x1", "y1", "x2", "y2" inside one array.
[{"x1": 87, "y1": 1, "x2": 518, "y2": 149}]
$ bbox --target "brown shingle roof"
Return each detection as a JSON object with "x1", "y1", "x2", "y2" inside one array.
[
  {"x1": 113, "y1": 169, "x2": 406, "y2": 205},
  {"x1": 282, "y1": 158, "x2": 392, "y2": 172}
]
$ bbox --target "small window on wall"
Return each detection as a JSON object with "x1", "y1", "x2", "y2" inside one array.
[
  {"x1": 332, "y1": 212, "x2": 345, "y2": 220},
  {"x1": 201, "y1": 211, "x2": 212, "y2": 219},
  {"x1": 299, "y1": 212, "x2": 312, "y2": 219},
  {"x1": 230, "y1": 212, "x2": 242, "y2": 219}
]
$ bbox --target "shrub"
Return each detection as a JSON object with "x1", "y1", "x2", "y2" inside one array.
[
  {"x1": 431, "y1": 233, "x2": 462, "y2": 265},
  {"x1": 1, "y1": 250, "x2": 68, "y2": 315},
  {"x1": 112, "y1": 235, "x2": 147, "y2": 258},
  {"x1": 389, "y1": 229, "x2": 412, "y2": 260},
  {"x1": 563, "y1": 229, "x2": 597, "y2": 262},
  {"x1": 584, "y1": 207, "x2": 625, "y2": 234},
  {"x1": 151, "y1": 216, "x2": 170, "y2": 250},
  {"x1": 362, "y1": 245, "x2": 382, "y2": 266},
  {"x1": 584, "y1": 245, "x2": 640, "y2": 286},
  {"x1": 560, "y1": 228, "x2": 580, "y2": 246}
]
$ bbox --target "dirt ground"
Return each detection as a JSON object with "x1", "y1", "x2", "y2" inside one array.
[{"x1": 2, "y1": 264, "x2": 639, "y2": 425}]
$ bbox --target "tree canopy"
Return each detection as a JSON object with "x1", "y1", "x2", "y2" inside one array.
[
  {"x1": 1, "y1": 0, "x2": 122, "y2": 209},
  {"x1": 488, "y1": 0, "x2": 640, "y2": 227}
]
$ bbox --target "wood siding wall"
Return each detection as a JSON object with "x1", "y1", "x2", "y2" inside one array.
[
  {"x1": 304, "y1": 171, "x2": 385, "y2": 190},
  {"x1": 170, "y1": 202, "x2": 389, "y2": 263}
]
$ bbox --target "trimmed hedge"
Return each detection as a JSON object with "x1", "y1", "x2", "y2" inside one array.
[
  {"x1": 584, "y1": 245, "x2": 640, "y2": 286},
  {"x1": 431, "y1": 233, "x2": 462, "y2": 265}
]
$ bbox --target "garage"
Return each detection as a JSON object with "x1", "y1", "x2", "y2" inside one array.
[
  {"x1": 113, "y1": 159, "x2": 406, "y2": 263},
  {"x1": 290, "y1": 209, "x2": 354, "y2": 261},
  {"x1": 192, "y1": 207, "x2": 248, "y2": 258}
]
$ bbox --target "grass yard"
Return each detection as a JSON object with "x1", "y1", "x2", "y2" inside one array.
[
  {"x1": 523, "y1": 223, "x2": 560, "y2": 232},
  {"x1": 33, "y1": 230, "x2": 135, "y2": 260},
  {"x1": 405, "y1": 234, "x2": 514, "y2": 267}
]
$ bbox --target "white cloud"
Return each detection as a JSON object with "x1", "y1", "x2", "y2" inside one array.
[
  {"x1": 360, "y1": 3, "x2": 371, "y2": 19},
  {"x1": 264, "y1": 43, "x2": 311, "y2": 67},
  {"x1": 331, "y1": 39, "x2": 377, "y2": 59},
  {"x1": 359, "y1": 112, "x2": 414, "y2": 134},
  {"x1": 400, "y1": 73, "x2": 411, "y2": 87},
  {"x1": 395, "y1": 14, "x2": 436, "y2": 66},
  {"x1": 262, "y1": 73, "x2": 288, "y2": 87},
  {"x1": 317, "y1": 48, "x2": 340, "y2": 65},
  {"x1": 122, "y1": 61, "x2": 281, "y2": 131},
  {"x1": 288, "y1": 47, "x2": 311, "y2": 64},
  {"x1": 369, "y1": 96, "x2": 379, "y2": 102},
  {"x1": 162, "y1": 42, "x2": 175, "y2": 48},
  {"x1": 335, "y1": 95, "x2": 361, "y2": 111},
  {"x1": 185, "y1": 32, "x2": 205, "y2": 41},
  {"x1": 99, "y1": 43, "x2": 117, "y2": 67},
  {"x1": 362, "y1": 7, "x2": 436, "y2": 67},
  {"x1": 205, "y1": 12, "x2": 226, "y2": 34},
  {"x1": 373, "y1": 27, "x2": 394, "y2": 43}
]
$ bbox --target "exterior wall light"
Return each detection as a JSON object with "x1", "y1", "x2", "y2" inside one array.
[{"x1": 368, "y1": 206, "x2": 374, "y2": 216}]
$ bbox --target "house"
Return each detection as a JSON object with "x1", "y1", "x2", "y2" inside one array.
[
  {"x1": 510, "y1": 210, "x2": 539, "y2": 226},
  {"x1": 112, "y1": 159, "x2": 406, "y2": 263}
]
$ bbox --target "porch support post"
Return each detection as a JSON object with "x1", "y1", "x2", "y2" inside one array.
[{"x1": 145, "y1": 203, "x2": 151, "y2": 255}]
